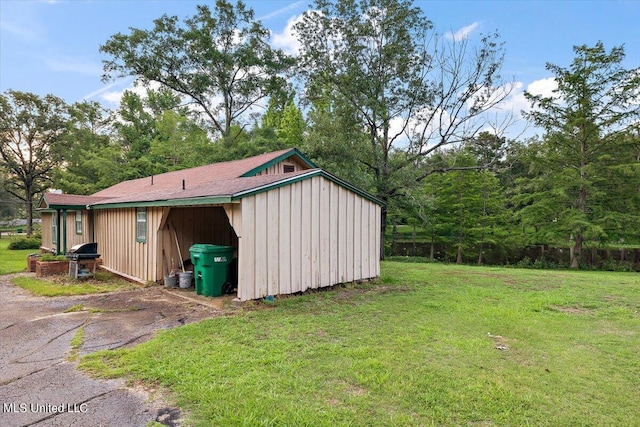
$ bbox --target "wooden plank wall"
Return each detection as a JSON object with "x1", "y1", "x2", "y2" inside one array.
[
  {"x1": 89, "y1": 205, "x2": 237, "y2": 283},
  {"x1": 39, "y1": 210, "x2": 95, "y2": 253},
  {"x1": 238, "y1": 175, "x2": 381, "y2": 301},
  {"x1": 93, "y1": 207, "x2": 162, "y2": 283},
  {"x1": 40, "y1": 213, "x2": 53, "y2": 251},
  {"x1": 254, "y1": 158, "x2": 310, "y2": 176},
  {"x1": 64, "y1": 210, "x2": 92, "y2": 249}
]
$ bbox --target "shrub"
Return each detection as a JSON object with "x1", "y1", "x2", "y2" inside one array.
[
  {"x1": 8, "y1": 237, "x2": 42, "y2": 250},
  {"x1": 40, "y1": 253, "x2": 68, "y2": 262}
]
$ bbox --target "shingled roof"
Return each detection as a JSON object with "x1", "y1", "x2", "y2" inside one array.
[
  {"x1": 38, "y1": 193, "x2": 112, "y2": 210},
  {"x1": 39, "y1": 148, "x2": 329, "y2": 210},
  {"x1": 91, "y1": 148, "x2": 314, "y2": 198}
]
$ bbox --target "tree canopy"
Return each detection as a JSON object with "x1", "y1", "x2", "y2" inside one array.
[
  {"x1": 0, "y1": 90, "x2": 69, "y2": 235},
  {"x1": 100, "y1": 0, "x2": 293, "y2": 142}
]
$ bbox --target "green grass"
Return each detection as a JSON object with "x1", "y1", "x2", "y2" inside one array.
[
  {"x1": 0, "y1": 236, "x2": 36, "y2": 274},
  {"x1": 79, "y1": 263, "x2": 640, "y2": 426},
  {"x1": 12, "y1": 270, "x2": 137, "y2": 296},
  {"x1": 68, "y1": 326, "x2": 85, "y2": 361}
]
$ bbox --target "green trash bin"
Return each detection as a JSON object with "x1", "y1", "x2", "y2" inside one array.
[{"x1": 189, "y1": 244, "x2": 235, "y2": 297}]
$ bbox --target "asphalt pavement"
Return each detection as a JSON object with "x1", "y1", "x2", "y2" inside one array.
[{"x1": 0, "y1": 273, "x2": 222, "y2": 427}]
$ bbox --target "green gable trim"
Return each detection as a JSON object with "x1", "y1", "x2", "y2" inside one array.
[
  {"x1": 90, "y1": 196, "x2": 234, "y2": 210},
  {"x1": 40, "y1": 204, "x2": 88, "y2": 211},
  {"x1": 232, "y1": 170, "x2": 385, "y2": 206},
  {"x1": 240, "y1": 148, "x2": 318, "y2": 177}
]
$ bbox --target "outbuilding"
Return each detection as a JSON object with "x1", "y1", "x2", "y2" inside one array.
[{"x1": 38, "y1": 148, "x2": 383, "y2": 300}]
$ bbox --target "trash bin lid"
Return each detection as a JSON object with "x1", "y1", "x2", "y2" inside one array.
[{"x1": 189, "y1": 244, "x2": 235, "y2": 254}]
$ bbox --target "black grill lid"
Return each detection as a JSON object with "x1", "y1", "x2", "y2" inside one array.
[{"x1": 67, "y1": 242, "x2": 98, "y2": 254}]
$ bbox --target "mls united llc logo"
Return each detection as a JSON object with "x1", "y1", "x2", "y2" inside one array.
[{"x1": 2, "y1": 402, "x2": 88, "y2": 414}]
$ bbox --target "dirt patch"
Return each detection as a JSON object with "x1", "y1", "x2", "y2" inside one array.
[
  {"x1": 548, "y1": 305, "x2": 591, "y2": 315},
  {"x1": 487, "y1": 333, "x2": 509, "y2": 350}
]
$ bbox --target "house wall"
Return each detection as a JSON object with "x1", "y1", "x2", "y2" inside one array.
[
  {"x1": 236, "y1": 175, "x2": 381, "y2": 301},
  {"x1": 41, "y1": 212, "x2": 53, "y2": 251},
  {"x1": 66, "y1": 210, "x2": 92, "y2": 248},
  {"x1": 93, "y1": 207, "x2": 163, "y2": 283},
  {"x1": 89, "y1": 205, "x2": 237, "y2": 283},
  {"x1": 39, "y1": 210, "x2": 92, "y2": 252}
]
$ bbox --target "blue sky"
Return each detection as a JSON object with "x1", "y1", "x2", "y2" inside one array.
[{"x1": 1, "y1": 0, "x2": 639, "y2": 135}]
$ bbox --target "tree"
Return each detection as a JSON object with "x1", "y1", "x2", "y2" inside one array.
[
  {"x1": 55, "y1": 101, "x2": 120, "y2": 194},
  {"x1": 524, "y1": 42, "x2": 640, "y2": 268},
  {"x1": 0, "y1": 90, "x2": 69, "y2": 235},
  {"x1": 149, "y1": 110, "x2": 214, "y2": 170},
  {"x1": 302, "y1": 89, "x2": 374, "y2": 191},
  {"x1": 277, "y1": 100, "x2": 305, "y2": 147},
  {"x1": 294, "y1": 0, "x2": 513, "y2": 256},
  {"x1": 100, "y1": 0, "x2": 293, "y2": 143}
]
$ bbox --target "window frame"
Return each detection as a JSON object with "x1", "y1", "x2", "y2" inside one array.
[
  {"x1": 136, "y1": 208, "x2": 147, "y2": 243},
  {"x1": 52, "y1": 212, "x2": 58, "y2": 245},
  {"x1": 75, "y1": 211, "x2": 83, "y2": 235}
]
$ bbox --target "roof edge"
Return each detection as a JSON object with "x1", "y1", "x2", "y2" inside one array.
[{"x1": 89, "y1": 196, "x2": 234, "y2": 209}]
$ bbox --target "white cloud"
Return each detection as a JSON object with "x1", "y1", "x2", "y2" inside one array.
[
  {"x1": 446, "y1": 22, "x2": 479, "y2": 42},
  {"x1": 271, "y1": 13, "x2": 304, "y2": 55},
  {"x1": 526, "y1": 77, "x2": 557, "y2": 98}
]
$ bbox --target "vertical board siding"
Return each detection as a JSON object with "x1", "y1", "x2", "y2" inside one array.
[
  {"x1": 239, "y1": 175, "x2": 381, "y2": 300},
  {"x1": 238, "y1": 197, "x2": 255, "y2": 301},
  {"x1": 254, "y1": 158, "x2": 310, "y2": 176},
  {"x1": 267, "y1": 190, "x2": 280, "y2": 295},
  {"x1": 94, "y1": 207, "x2": 162, "y2": 283},
  {"x1": 278, "y1": 185, "x2": 291, "y2": 294},
  {"x1": 64, "y1": 210, "x2": 92, "y2": 249},
  {"x1": 41, "y1": 213, "x2": 53, "y2": 250}
]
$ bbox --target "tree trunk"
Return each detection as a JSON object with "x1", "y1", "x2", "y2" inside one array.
[
  {"x1": 430, "y1": 235, "x2": 435, "y2": 261},
  {"x1": 25, "y1": 190, "x2": 34, "y2": 237},
  {"x1": 571, "y1": 234, "x2": 583, "y2": 269}
]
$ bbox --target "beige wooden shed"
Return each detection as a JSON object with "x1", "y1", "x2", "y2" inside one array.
[{"x1": 39, "y1": 149, "x2": 383, "y2": 301}]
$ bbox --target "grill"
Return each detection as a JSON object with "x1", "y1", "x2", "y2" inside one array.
[{"x1": 66, "y1": 242, "x2": 100, "y2": 279}]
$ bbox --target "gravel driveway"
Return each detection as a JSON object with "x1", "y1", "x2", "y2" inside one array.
[{"x1": 0, "y1": 273, "x2": 223, "y2": 427}]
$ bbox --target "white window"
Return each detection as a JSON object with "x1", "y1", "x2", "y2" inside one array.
[
  {"x1": 75, "y1": 211, "x2": 83, "y2": 235},
  {"x1": 52, "y1": 212, "x2": 58, "y2": 244},
  {"x1": 136, "y1": 208, "x2": 147, "y2": 243}
]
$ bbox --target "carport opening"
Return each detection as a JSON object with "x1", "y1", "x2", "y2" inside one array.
[{"x1": 160, "y1": 206, "x2": 239, "y2": 296}]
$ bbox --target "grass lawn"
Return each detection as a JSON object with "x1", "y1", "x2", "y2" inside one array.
[
  {"x1": 80, "y1": 263, "x2": 640, "y2": 426},
  {"x1": 12, "y1": 270, "x2": 138, "y2": 296},
  {"x1": 0, "y1": 235, "x2": 35, "y2": 275}
]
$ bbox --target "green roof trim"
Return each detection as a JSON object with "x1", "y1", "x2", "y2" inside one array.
[
  {"x1": 90, "y1": 196, "x2": 234, "y2": 210},
  {"x1": 40, "y1": 204, "x2": 88, "y2": 210},
  {"x1": 232, "y1": 170, "x2": 385, "y2": 206},
  {"x1": 240, "y1": 148, "x2": 318, "y2": 177}
]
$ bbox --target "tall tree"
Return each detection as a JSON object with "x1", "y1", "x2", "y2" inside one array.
[
  {"x1": 0, "y1": 90, "x2": 69, "y2": 235},
  {"x1": 294, "y1": 0, "x2": 513, "y2": 256},
  {"x1": 55, "y1": 101, "x2": 120, "y2": 194},
  {"x1": 524, "y1": 42, "x2": 640, "y2": 268},
  {"x1": 277, "y1": 100, "x2": 305, "y2": 147},
  {"x1": 100, "y1": 0, "x2": 293, "y2": 143}
]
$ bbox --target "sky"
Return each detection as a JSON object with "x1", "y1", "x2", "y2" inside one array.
[{"x1": 1, "y1": 0, "x2": 639, "y2": 138}]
